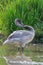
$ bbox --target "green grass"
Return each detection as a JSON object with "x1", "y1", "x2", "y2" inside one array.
[
  {"x1": 0, "y1": 45, "x2": 7, "y2": 65},
  {"x1": 0, "y1": 0, "x2": 43, "y2": 43},
  {"x1": 0, "y1": 0, "x2": 43, "y2": 65},
  {"x1": 0, "y1": 58, "x2": 7, "y2": 65}
]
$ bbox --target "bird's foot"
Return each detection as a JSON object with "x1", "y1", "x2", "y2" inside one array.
[{"x1": 20, "y1": 54, "x2": 32, "y2": 61}]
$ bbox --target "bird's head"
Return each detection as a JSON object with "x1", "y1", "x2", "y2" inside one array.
[
  {"x1": 14, "y1": 18, "x2": 24, "y2": 27},
  {"x1": 14, "y1": 18, "x2": 35, "y2": 33}
]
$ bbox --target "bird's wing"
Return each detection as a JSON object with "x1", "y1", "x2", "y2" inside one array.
[
  {"x1": 8, "y1": 30, "x2": 32, "y2": 40},
  {"x1": 8, "y1": 30, "x2": 23, "y2": 39}
]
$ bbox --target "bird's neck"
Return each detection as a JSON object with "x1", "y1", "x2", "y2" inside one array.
[{"x1": 24, "y1": 26, "x2": 35, "y2": 34}]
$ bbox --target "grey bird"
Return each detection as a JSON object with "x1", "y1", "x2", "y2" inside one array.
[{"x1": 3, "y1": 18, "x2": 35, "y2": 53}]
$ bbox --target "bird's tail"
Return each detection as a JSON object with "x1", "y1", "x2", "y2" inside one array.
[{"x1": 3, "y1": 39, "x2": 8, "y2": 45}]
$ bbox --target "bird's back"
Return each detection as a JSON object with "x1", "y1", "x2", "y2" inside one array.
[{"x1": 8, "y1": 30, "x2": 33, "y2": 40}]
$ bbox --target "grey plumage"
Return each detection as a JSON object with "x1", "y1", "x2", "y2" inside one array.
[{"x1": 3, "y1": 18, "x2": 35, "y2": 52}]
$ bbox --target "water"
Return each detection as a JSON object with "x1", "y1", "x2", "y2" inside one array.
[
  {"x1": 8, "y1": 61, "x2": 43, "y2": 65},
  {"x1": 3, "y1": 55, "x2": 43, "y2": 65},
  {"x1": 0, "y1": 44, "x2": 43, "y2": 65}
]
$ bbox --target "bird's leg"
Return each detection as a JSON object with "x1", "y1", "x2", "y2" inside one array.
[
  {"x1": 22, "y1": 47, "x2": 24, "y2": 54},
  {"x1": 18, "y1": 47, "x2": 20, "y2": 52},
  {"x1": 17, "y1": 47, "x2": 20, "y2": 55},
  {"x1": 21, "y1": 47, "x2": 25, "y2": 57}
]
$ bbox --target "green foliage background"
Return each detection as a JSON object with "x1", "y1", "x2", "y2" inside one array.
[{"x1": 0, "y1": 0, "x2": 43, "y2": 43}]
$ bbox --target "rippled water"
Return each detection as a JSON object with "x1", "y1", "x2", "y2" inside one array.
[
  {"x1": 3, "y1": 56, "x2": 43, "y2": 65},
  {"x1": 8, "y1": 61, "x2": 43, "y2": 65},
  {"x1": 0, "y1": 44, "x2": 43, "y2": 65}
]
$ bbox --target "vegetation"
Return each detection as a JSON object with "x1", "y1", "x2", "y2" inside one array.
[
  {"x1": 0, "y1": 0, "x2": 43, "y2": 65},
  {"x1": 0, "y1": 58, "x2": 7, "y2": 65},
  {"x1": 0, "y1": 0, "x2": 43, "y2": 42}
]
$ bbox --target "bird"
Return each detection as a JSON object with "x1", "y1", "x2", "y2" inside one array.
[{"x1": 3, "y1": 18, "x2": 35, "y2": 54}]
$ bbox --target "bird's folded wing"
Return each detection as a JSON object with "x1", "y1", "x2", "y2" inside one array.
[{"x1": 7, "y1": 30, "x2": 31, "y2": 40}]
